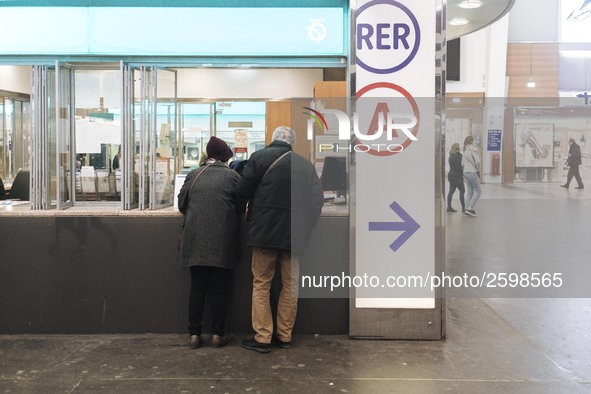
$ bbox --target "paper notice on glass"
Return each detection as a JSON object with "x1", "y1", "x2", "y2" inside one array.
[
  {"x1": 173, "y1": 174, "x2": 187, "y2": 211},
  {"x1": 234, "y1": 129, "x2": 248, "y2": 153}
]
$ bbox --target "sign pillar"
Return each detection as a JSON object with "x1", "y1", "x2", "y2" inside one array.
[{"x1": 349, "y1": 0, "x2": 446, "y2": 339}]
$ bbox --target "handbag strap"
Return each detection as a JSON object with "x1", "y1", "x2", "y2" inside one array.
[
  {"x1": 262, "y1": 151, "x2": 290, "y2": 182},
  {"x1": 245, "y1": 151, "x2": 290, "y2": 221},
  {"x1": 187, "y1": 164, "x2": 211, "y2": 199},
  {"x1": 181, "y1": 164, "x2": 211, "y2": 227}
]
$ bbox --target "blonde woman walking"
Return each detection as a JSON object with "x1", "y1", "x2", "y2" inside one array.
[{"x1": 462, "y1": 136, "x2": 481, "y2": 217}]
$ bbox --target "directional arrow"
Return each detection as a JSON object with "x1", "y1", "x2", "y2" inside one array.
[
  {"x1": 368, "y1": 201, "x2": 420, "y2": 252},
  {"x1": 576, "y1": 92, "x2": 590, "y2": 105}
]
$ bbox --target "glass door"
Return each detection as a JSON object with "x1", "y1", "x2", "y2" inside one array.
[
  {"x1": 29, "y1": 63, "x2": 74, "y2": 210},
  {"x1": 31, "y1": 65, "x2": 55, "y2": 209},
  {"x1": 150, "y1": 68, "x2": 177, "y2": 209},
  {"x1": 55, "y1": 61, "x2": 75, "y2": 209},
  {"x1": 122, "y1": 63, "x2": 177, "y2": 210},
  {"x1": 122, "y1": 62, "x2": 140, "y2": 209},
  {"x1": 137, "y1": 66, "x2": 151, "y2": 210}
]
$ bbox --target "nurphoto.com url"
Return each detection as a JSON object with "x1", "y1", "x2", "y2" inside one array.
[{"x1": 301, "y1": 272, "x2": 564, "y2": 293}]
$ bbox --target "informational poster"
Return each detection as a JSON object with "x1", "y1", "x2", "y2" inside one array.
[
  {"x1": 234, "y1": 129, "x2": 248, "y2": 154},
  {"x1": 515, "y1": 124, "x2": 554, "y2": 168},
  {"x1": 560, "y1": 0, "x2": 591, "y2": 42},
  {"x1": 487, "y1": 130, "x2": 502, "y2": 151}
]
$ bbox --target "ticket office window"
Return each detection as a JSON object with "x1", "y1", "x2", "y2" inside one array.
[
  {"x1": 123, "y1": 65, "x2": 178, "y2": 210},
  {"x1": 62, "y1": 65, "x2": 178, "y2": 210},
  {"x1": 179, "y1": 100, "x2": 266, "y2": 174},
  {"x1": 74, "y1": 69, "x2": 123, "y2": 204},
  {"x1": 1, "y1": 63, "x2": 178, "y2": 211}
]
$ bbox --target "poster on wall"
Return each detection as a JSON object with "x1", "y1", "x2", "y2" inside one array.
[
  {"x1": 446, "y1": 118, "x2": 471, "y2": 152},
  {"x1": 515, "y1": 123, "x2": 554, "y2": 168},
  {"x1": 234, "y1": 129, "x2": 248, "y2": 154},
  {"x1": 487, "y1": 129, "x2": 502, "y2": 151}
]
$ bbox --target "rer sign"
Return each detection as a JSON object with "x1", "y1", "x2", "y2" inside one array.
[{"x1": 355, "y1": 0, "x2": 421, "y2": 74}]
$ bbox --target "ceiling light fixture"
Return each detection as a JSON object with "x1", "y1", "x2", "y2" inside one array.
[
  {"x1": 458, "y1": 0, "x2": 483, "y2": 9},
  {"x1": 449, "y1": 18, "x2": 469, "y2": 26},
  {"x1": 527, "y1": 79, "x2": 536, "y2": 88},
  {"x1": 527, "y1": 45, "x2": 536, "y2": 88}
]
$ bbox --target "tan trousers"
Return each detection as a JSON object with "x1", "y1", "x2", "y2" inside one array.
[{"x1": 251, "y1": 247, "x2": 299, "y2": 344}]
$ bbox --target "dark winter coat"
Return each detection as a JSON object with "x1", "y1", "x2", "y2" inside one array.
[
  {"x1": 178, "y1": 161, "x2": 245, "y2": 269},
  {"x1": 448, "y1": 152, "x2": 464, "y2": 181},
  {"x1": 235, "y1": 141, "x2": 324, "y2": 256},
  {"x1": 567, "y1": 141, "x2": 582, "y2": 166}
]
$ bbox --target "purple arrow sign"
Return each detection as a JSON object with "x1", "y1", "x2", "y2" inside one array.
[
  {"x1": 368, "y1": 201, "x2": 420, "y2": 252},
  {"x1": 576, "y1": 92, "x2": 590, "y2": 105}
]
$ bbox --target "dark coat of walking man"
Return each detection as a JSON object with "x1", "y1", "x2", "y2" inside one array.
[
  {"x1": 236, "y1": 126, "x2": 324, "y2": 353},
  {"x1": 561, "y1": 138, "x2": 584, "y2": 190}
]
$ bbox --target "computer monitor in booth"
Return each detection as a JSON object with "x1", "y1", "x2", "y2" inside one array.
[{"x1": 320, "y1": 156, "x2": 347, "y2": 203}]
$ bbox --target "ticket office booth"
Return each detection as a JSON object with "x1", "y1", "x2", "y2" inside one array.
[
  {"x1": 0, "y1": 2, "x2": 355, "y2": 334},
  {"x1": 0, "y1": 4, "x2": 347, "y2": 211}
]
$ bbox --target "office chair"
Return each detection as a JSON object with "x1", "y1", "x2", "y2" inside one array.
[{"x1": 6, "y1": 170, "x2": 30, "y2": 200}]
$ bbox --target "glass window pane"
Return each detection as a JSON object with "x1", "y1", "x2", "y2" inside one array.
[
  {"x1": 180, "y1": 102, "x2": 211, "y2": 173},
  {"x1": 57, "y1": 66, "x2": 73, "y2": 208},
  {"x1": 152, "y1": 68, "x2": 176, "y2": 208},
  {"x1": 214, "y1": 101, "x2": 266, "y2": 161},
  {"x1": 74, "y1": 69, "x2": 122, "y2": 203}
]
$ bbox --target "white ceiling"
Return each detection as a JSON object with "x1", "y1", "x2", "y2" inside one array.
[{"x1": 447, "y1": 0, "x2": 516, "y2": 40}]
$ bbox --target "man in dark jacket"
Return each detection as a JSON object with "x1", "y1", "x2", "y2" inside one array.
[
  {"x1": 237, "y1": 126, "x2": 324, "y2": 353},
  {"x1": 561, "y1": 138, "x2": 584, "y2": 189}
]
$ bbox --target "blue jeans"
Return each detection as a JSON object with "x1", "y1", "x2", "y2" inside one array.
[{"x1": 464, "y1": 172, "x2": 481, "y2": 210}]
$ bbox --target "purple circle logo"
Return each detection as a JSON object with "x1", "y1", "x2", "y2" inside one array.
[{"x1": 355, "y1": 0, "x2": 421, "y2": 74}]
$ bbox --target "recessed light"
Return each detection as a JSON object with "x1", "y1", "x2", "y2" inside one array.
[
  {"x1": 560, "y1": 50, "x2": 591, "y2": 58},
  {"x1": 449, "y1": 18, "x2": 469, "y2": 26},
  {"x1": 458, "y1": 0, "x2": 483, "y2": 9}
]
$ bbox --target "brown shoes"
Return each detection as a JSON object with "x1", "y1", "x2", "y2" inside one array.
[
  {"x1": 189, "y1": 334, "x2": 232, "y2": 348},
  {"x1": 188, "y1": 335, "x2": 201, "y2": 349},
  {"x1": 212, "y1": 334, "x2": 232, "y2": 348}
]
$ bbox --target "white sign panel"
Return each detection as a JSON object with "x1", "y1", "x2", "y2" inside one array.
[
  {"x1": 354, "y1": 0, "x2": 436, "y2": 309},
  {"x1": 0, "y1": 7, "x2": 344, "y2": 56},
  {"x1": 173, "y1": 174, "x2": 187, "y2": 212}
]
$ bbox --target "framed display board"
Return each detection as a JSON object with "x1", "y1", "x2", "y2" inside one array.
[{"x1": 515, "y1": 123, "x2": 554, "y2": 168}]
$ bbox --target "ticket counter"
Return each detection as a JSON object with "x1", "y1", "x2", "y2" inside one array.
[{"x1": 0, "y1": 206, "x2": 349, "y2": 334}]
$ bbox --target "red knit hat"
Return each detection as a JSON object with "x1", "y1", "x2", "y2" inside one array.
[{"x1": 206, "y1": 136, "x2": 233, "y2": 162}]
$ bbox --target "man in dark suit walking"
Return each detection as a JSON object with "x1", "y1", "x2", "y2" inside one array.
[{"x1": 561, "y1": 138, "x2": 584, "y2": 190}]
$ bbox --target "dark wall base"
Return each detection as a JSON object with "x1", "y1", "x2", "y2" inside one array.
[{"x1": 0, "y1": 215, "x2": 349, "y2": 334}]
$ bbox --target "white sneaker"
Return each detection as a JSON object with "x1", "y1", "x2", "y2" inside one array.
[{"x1": 464, "y1": 209, "x2": 477, "y2": 217}]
